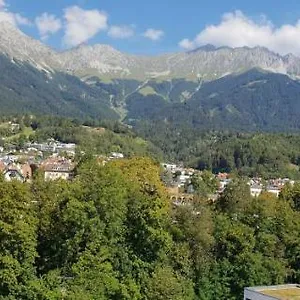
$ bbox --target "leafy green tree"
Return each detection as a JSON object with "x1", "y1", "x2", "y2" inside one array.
[
  {"x1": 145, "y1": 266, "x2": 195, "y2": 300},
  {"x1": 216, "y1": 179, "x2": 251, "y2": 214},
  {"x1": 280, "y1": 183, "x2": 300, "y2": 211},
  {"x1": 191, "y1": 171, "x2": 218, "y2": 196},
  {"x1": 0, "y1": 180, "x2": 38, "y2": 298}
]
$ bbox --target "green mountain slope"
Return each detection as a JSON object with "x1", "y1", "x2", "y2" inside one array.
[
  {"x1": 0, "y1": 55, "x2": 118, "y2": 120},
  {"x1": 2, "y1": 51, "x2": 300, "y2": 134},
  {"x1": 124, "y1": 69, "x2": 300, "y2": 131}
]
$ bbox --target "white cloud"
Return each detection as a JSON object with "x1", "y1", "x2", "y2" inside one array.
[
  {"x1": 35, "y1": 13, "x2": 62, "y2": 40},
  {"x1": 63, "y1": 6, "x2": 108, "y2": 47},
  {"x1": 0, "y1": 0, "x2": 31, "y2": 27},
  {"x1": 143, "y1": 28, "x2": 164, "y2": 41},
  {"x1": 179, "y1": 38, "x2": 195, "y2": 50},
  {"x1": 14, "y1": 13, "x2": 31, "y2": 25},
  {"x1": 0, "y1": 0, "x2": 6, "y2": 9},
  {"x1": 108, "y1": 25, "x2": 134, "y2": 39},
  {"x1": 0, "y1": 12, "x2": 30, "y2": 27},
  {"x1": 179, "y1": 10, "x2": 300, "y2": 56}
]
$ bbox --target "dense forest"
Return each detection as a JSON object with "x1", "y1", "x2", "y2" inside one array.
[
  {"x1": 135, "y1": 121, "x2": 300, "y2": 179},
  {"x1": 0, "y1": 55, "x2": 117, "y2": 120},
  {"x1": 124, "y1": 69, "x2": 300, "y2": 131},
  {"x1": 1, "y1": 156, "x2": 300, "y2": 299}
]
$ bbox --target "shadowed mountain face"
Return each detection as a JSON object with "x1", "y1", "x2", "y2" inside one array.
[{"x1": 0, "y1": 54, "x2": 118, "y2": 120}]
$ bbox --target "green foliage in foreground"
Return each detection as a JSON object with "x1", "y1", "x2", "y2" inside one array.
[{"x1": 1, "y1": 157, "x2": 300, "y2": 299}]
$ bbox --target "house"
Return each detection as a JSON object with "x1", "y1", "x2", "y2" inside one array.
[
  {"x1": 217, "y1": 172, "x2": 230, "y2": 180},
  {"x1": 218, "y1": 178, "x2": 232, "y2": 192},
  {"x1": 162, "y1": 163, "x2": 178, "y2": 172},
  {"x1": 266, "y1": 186, "x2": 281, "y2": 197},
  {"x1": 2, "y1": 163, "x2": 32, "y2": 182},
  {"x1": 250, "y1": 184, "x2": 263, "y2": 197},
  {"x1": 9, "y1": 122, "x2": 20, "y2": 131},
  {"x1": 178, "y1": 172, "x2": 191, "y2": 187},
  {"x1": 109, "y1": 152, "x2": 124, "y2": 159},
  {"x1": 25, "y1": 140, "x2": 76, "y2": 155},
  {"x1": 244, "y1": 284, "x2": 300, "y2": 299},
  {"x1": 41, "y1": 157, "x2": 75, "y2": 181}
]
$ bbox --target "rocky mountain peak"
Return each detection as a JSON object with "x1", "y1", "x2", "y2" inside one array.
[
  {"x1": 0, "y1": 23, "x2": 300, "y2": 80},
  {"x1": 188, "y1": 44, "x2": 218, "y2": 53},
  {"x1": 0, "y1": 21, "x2": 60, "y2": 70}
]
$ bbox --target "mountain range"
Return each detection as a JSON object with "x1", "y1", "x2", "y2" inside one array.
[
  {"x1": 1, "y1": 21, "x2": 300, "y2": 131},
  {"x1": 2, "y1": 21, "x2": 300, "y2": 81}
]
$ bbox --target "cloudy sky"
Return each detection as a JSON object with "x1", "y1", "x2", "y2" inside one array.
[{"x1": 3, "y1": 0, "x2": 300, "y2": 55}]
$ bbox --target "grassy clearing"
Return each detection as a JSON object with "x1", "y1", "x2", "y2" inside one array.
[
  {"x1": 6, "y1": 127, "x2": 34, "y2": 141},
  {"x1": 138, "y1": 86, "x2": 157, "y2": 96}
]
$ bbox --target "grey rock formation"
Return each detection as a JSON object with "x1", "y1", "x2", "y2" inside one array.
[{"x1": 1, "y1": 21, "x2": 300, "y2": 81}]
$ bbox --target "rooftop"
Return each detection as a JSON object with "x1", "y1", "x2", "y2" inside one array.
[{"x1": 246, "y1": 284, "x2": 300, "y2": 299}]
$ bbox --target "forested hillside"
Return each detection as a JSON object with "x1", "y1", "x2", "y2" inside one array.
[
  {"x1": 31, "y1": 116, "x2": 163, "y2": 159},
  {"x1": 125, "y1": 69, "x2": 300, "y2": 131},
  {"x1": 3, "y1": 115, "x2": 300, "y2": 179},
  {"x1": 3, "y1": 52, "x2": 300, "y2": 134},
  {"x1": 135, "y1": 121, "x2": 300, "y2": 179},
  {"x1": 0, "y1": 115, "x2": 162, "y2": 160},
  {"x1": 0, "y1": 55, "x2": 118, "y2": 120}
]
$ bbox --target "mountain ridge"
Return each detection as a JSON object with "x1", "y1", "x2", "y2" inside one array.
[
  {"x1": 123, "y1": 68, "x2": 300, "y2": 131},
  {"x1": 2, "y1": 21, "x2": 300, "y2": 81},
  {"x1": 3, "y1": 21, "x2": 300, "y2": 132}
]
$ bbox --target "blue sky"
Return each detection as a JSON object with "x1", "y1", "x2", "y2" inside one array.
[{"x1": 3, "y1": 0, "x2": 300, "y2": 55}]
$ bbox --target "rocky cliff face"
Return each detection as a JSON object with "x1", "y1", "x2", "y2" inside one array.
[
  {"x1": 58, "y1": 44, "x2": 300, "y2": 80},
  {"x1": 0, "y1": 21, "x2": 61, "y2": 71}
]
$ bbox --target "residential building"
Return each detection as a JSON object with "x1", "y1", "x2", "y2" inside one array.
[
  {"x1": 266, "y1": 186, "x2": 281, "y2": 197},
  {"x1": 8, "y1": 122, "x2": 20, "y2": 131},
  {"x1": 162, "y1": 163, "x2": 178, "y2": 173},
  {"x1": 250, "y1": 184, "x2": 263, "y2": 197},
  {"x1": 41, "y1": 157, "x2": 75, "y2": 181},
  {"x1": 25, "y1": 140, "x2": 76, "y2": 155},
  {"x1": 217, "y1": 172, "x2": 230, "y2": 181},
  {"x1": 178, "y1": 171, "x2": 191, "y2": 187},
  {"x1": 110, "y1": 152, "x2": 124, "y2": 159},
  {"x1": 244, "y1": 284, "x2": 300, "y2": 300},
  {"x1": 1, "y1": 163, "x2": 32, "y2": 182},
  {"x1": 248, "y1": 178, "x2": 294, "y2": 198},
  {"x1": 218, "y1": 178, "x2": 232, "y2": 192}
]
